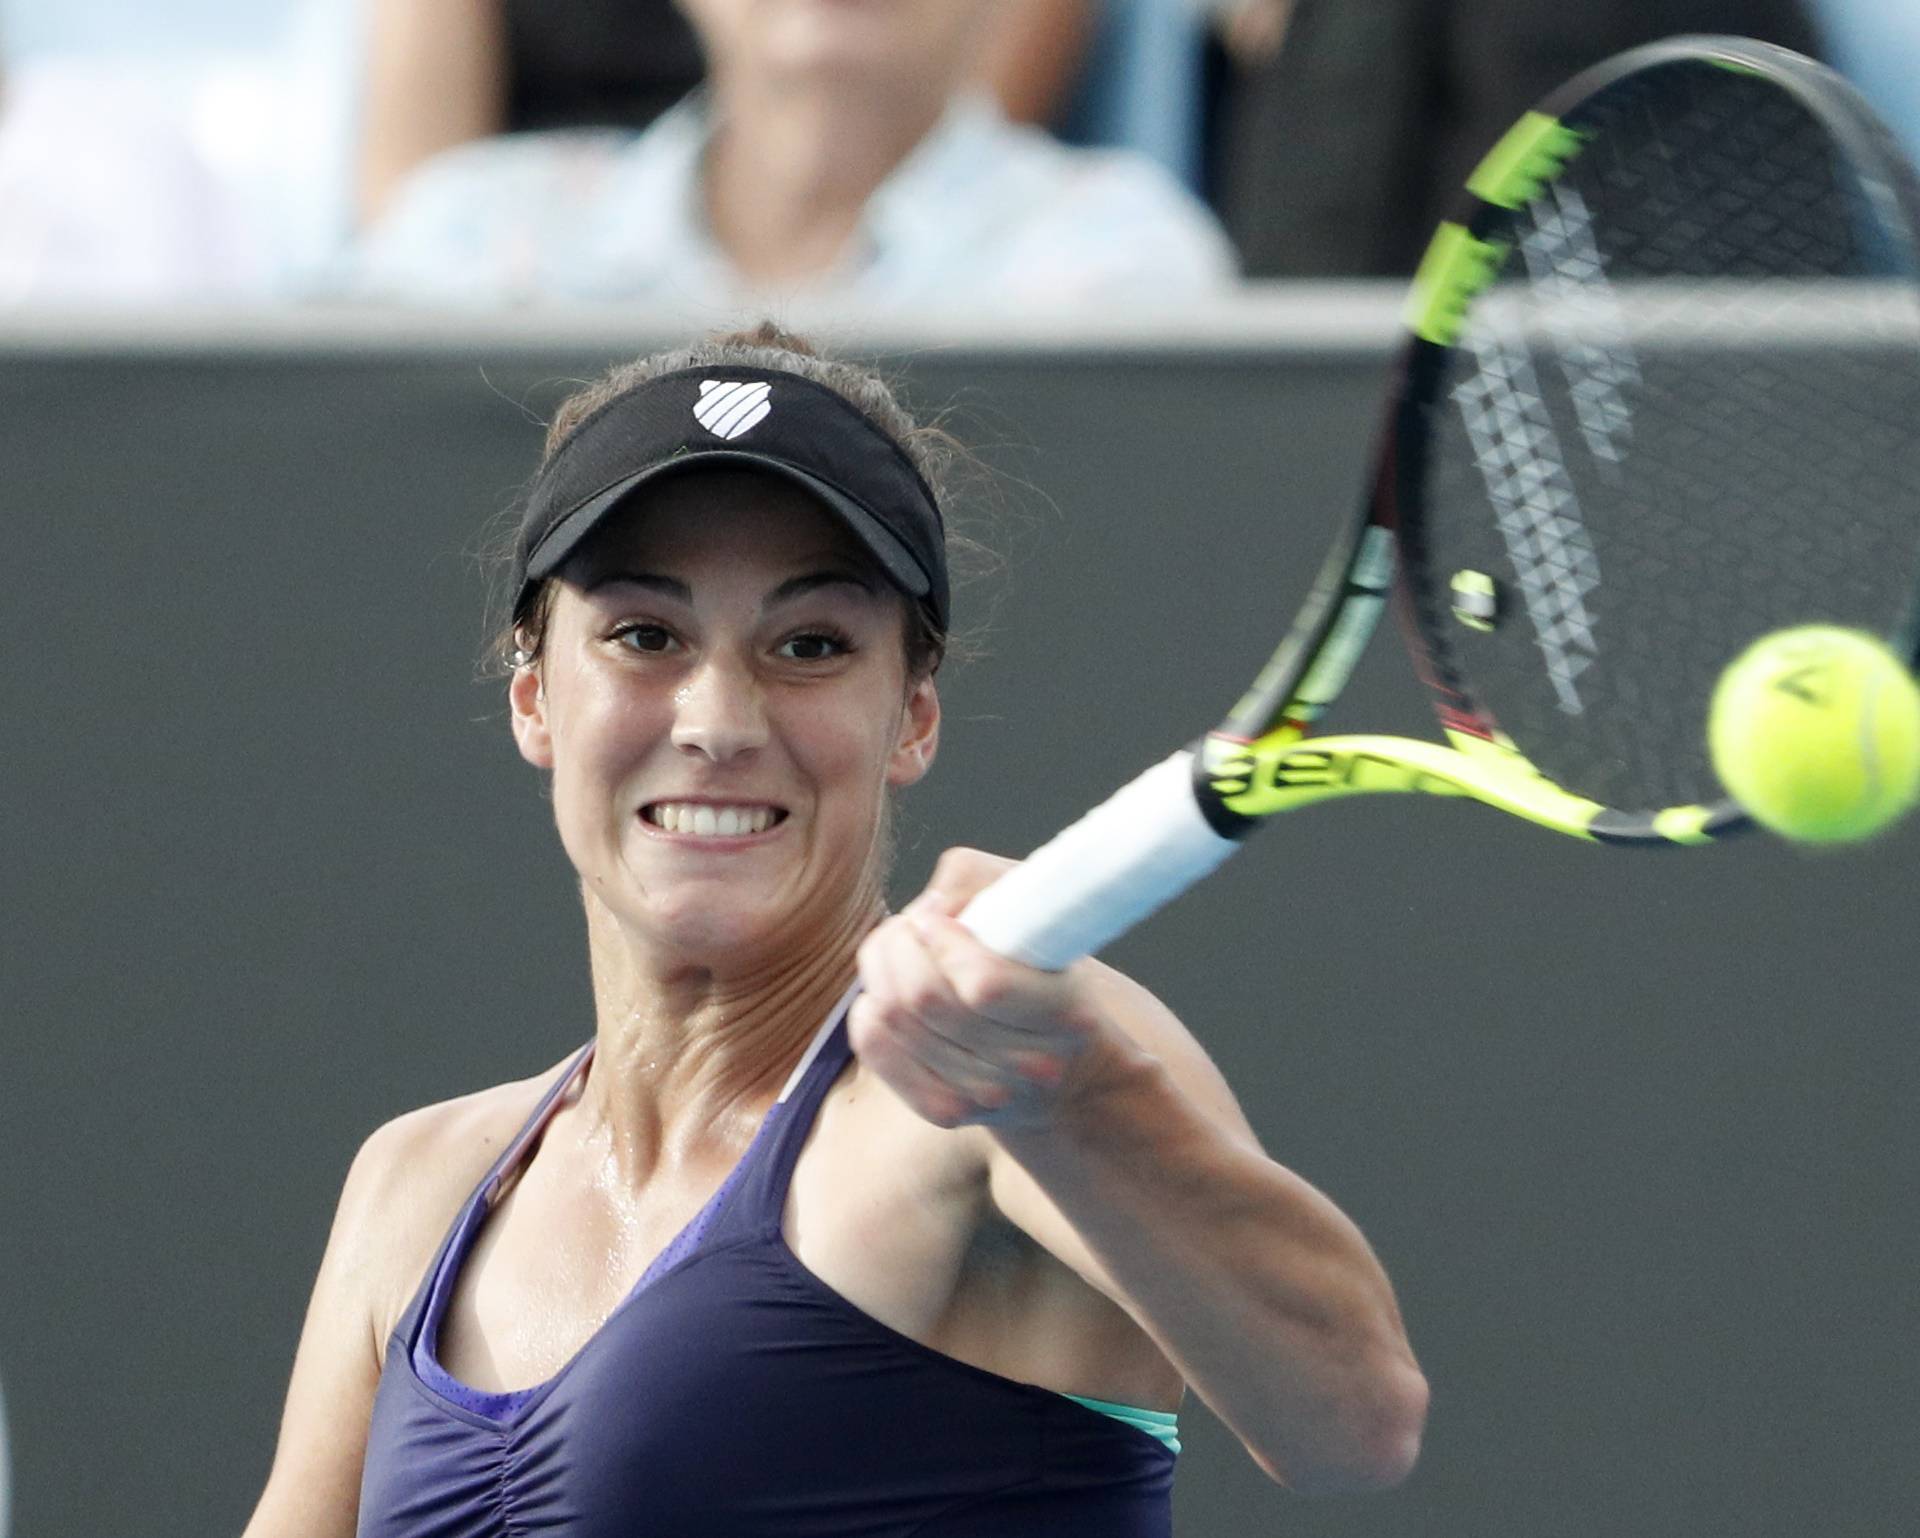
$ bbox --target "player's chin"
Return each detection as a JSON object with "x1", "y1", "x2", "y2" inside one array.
[
  {"x1": 641, "y1": 909, "x2": 785, "y2": 963},
  {"x1": 604, "y1": 869, "x2": 782, "y2": 947}
]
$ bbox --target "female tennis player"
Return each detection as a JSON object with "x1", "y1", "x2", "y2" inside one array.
[{"x1": 241, "y1": 327, "x2": 1426, "y2": 1537}]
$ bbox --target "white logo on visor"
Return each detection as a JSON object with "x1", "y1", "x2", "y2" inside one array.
[{"x1": 694, "y1": 379, "x2": 772, "y2": 439}]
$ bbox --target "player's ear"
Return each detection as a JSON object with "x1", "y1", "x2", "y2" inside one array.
[
  {"x1": 509, "y1": 661, "x2": 554, "y2": 769},
  {"x1": 888, "y1": 676, "x2": 940, "y2": 787}
]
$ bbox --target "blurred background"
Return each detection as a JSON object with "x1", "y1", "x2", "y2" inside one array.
[
  {"x1": 5, "y1": 0, "x2": 1915, "y2": 307},
  {"x1": 2, "y1": 2, "x2": 1918, "y2": 1535}
]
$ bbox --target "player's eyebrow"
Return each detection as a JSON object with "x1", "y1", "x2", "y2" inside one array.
[
  {"x1": 765, "y1": 571, "x2": 882, "y2": 604},
  {"x1": 586, "y1": 572, "x2": 689, "y2": 601}
]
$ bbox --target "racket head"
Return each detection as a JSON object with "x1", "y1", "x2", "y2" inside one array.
[{"x1": 1390, "y1": 35, "x2": 1920, "y2": 842}]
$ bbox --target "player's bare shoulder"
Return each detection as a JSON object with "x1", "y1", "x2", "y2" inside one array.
[{"x1": 339, "y1": 1061, "x2": 572, "y2": 1347}]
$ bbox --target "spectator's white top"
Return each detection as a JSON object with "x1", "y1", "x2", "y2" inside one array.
[
  {"x1": 0, "y1": 60, "x2": 258, "y2": 305},
  {"x1": 347, "y1": 92, "x2": 1238, "y2": 311}
]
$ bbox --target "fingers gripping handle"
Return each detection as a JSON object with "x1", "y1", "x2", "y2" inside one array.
[{"x1": 956, "y1": 752, "x2": 1241, "y2": 971}]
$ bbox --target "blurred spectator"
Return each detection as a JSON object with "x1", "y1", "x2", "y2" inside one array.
[
  {"x1": 358, "y1": 0, "x2": 1096, "y2": 228},
  {"x1": 344, "y1": 0, "x2": 1230, "y2": 308},
  {"x1": 358, "y1": 0, "x2": 1097, "y2": 226},
  {"x1": 1209, "y1": 0, "x2": 1827, "y2": 278},
  {"x1": 0, "y1": 54, "x2": 259, "y2": 303},
  {"x1": 357, "y1": 0, "x2": 697, "y2": 227}
]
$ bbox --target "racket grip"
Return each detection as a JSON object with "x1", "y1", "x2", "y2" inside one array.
[{"x1": 957, "y1": 751, "x2": 1240, "y2": 971}]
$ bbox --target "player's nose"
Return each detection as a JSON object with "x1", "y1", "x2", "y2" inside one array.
[{"x1": 670, "y1": 654, "x2": 770, "y2": 762}]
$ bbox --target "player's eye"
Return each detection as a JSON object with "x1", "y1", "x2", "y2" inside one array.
[
  {"x1": 777, "y1": 630, "x2": 851, "y2": 662},
  {"x1": 610, "y1": 623, "x2": 677, "y2": 654}
]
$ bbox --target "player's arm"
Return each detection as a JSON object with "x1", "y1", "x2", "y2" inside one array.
[
  {"x1": 987, "y1": 967, "x2": 1425, "y2": 1493},
  {"x1": 240, "y1": 1114, "x2": 439, "y2": 1538},
  {"x1": 853, "y1": 849, "x2": 1428, "y2": 1494}
]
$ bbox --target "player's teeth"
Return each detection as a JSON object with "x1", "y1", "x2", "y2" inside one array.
[{"x1": 651, "y1": 803, "x2": 774, "y2": 835}]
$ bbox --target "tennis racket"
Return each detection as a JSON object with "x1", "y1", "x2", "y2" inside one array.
[{"x1": 960, "y1": 34, "x2": 1920, "y2": 971}]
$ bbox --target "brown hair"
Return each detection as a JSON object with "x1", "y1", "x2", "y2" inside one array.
[{"x1": 484, "y1": 322, "x2": 990, "y2": 680}]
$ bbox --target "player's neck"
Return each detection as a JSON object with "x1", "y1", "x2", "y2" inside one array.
[
  {"x1": 702, "y1": 74, "x2": 952, "y2": 287},
  {"x1": 573, "y1": 895, "x2": 876, "y2": 1177}
]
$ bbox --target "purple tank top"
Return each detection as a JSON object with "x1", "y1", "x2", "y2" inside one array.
[{"x1": 356, "y1": 998, "x2": 1175, "y2": 1537}]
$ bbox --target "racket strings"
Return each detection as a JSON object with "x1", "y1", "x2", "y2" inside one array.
[{"x1": 1404, "y1": 59, "x2": 1920, "y2": 816}]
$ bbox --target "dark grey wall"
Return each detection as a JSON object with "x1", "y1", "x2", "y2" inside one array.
[{"x1": 2, "y1": 322, "x2": 1915, "y2": 1538}]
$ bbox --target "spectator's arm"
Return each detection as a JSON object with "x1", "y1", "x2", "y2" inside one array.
[
  {"x1": 358, "y1": 0, "x2": 509, "y2": 227},
  {"x1": 1208, "y1": 0, "x2": 1295, "y2": 68},
  {"x1": 978, "y1": 0, "x2": 1095, "y2": 126}
]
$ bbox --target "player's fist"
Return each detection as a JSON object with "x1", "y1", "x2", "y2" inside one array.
[{"x1": 852, "y1": 848, "x2": 1101, "y2": 1129}]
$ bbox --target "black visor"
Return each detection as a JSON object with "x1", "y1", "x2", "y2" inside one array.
[{"x1": 512, "y1": 366, "x2": 949, "y2": 629}]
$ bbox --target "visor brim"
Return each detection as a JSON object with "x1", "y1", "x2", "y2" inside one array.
[{"x1": 522, "y1": 452, "x2": 935, "y2": 612}]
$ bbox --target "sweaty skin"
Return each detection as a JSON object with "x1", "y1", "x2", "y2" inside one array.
[{"x1": 242, "y1": 474, "x2": 1424, "y2": 1538}]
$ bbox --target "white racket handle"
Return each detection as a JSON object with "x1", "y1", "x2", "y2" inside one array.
[{"x1": 957, "y1": 751, "x2": 1241, "y2": 971}]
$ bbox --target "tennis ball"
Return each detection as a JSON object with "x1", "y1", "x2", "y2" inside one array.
[{"x1": 1708, "y1": 626, "x2": 1920, "y2": 844}]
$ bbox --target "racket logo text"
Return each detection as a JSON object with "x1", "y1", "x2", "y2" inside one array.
[
  {"x1": 1204, "y1": 739, "x2": 1473, "y2": 817},
  {"x1": 1201, "y1": 729, "x2": 1605, "y2": 836}
]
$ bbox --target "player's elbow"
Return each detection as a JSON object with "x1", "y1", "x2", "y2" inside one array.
[
  {"x1": 1331, "y1": 1363, "x2": 1428, "y2": 1492},
  {"x1": 1258, "y1": 1359, "x2": 1430, "y2": 1495}
]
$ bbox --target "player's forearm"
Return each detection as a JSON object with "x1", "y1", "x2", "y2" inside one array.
[{"x1": 992, "y1": 1047, "x2": 1427, "y2": 1491}]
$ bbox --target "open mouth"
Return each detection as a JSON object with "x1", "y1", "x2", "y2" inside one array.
[{"x1": 642, "y1": 802, "x2": 788, "y2": 837}]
